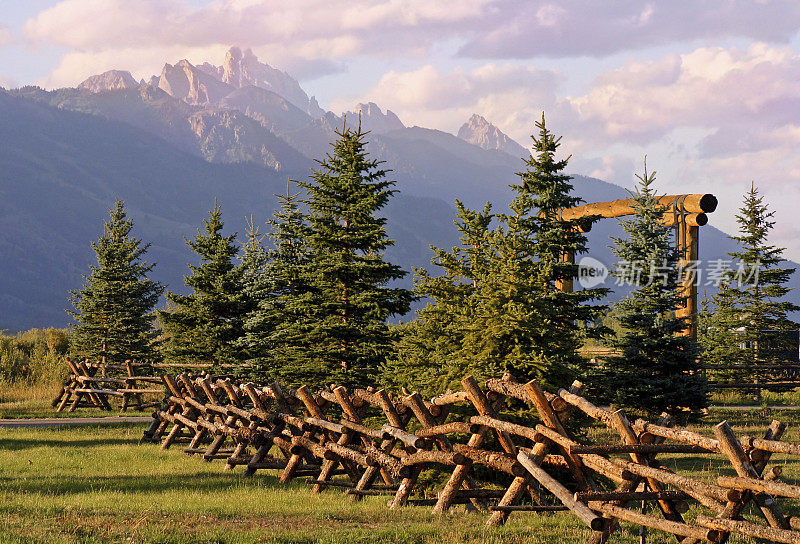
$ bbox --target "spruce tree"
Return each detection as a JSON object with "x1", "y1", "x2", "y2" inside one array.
[
  {"x1": 68, "y1": 200, "x2": 164, "y2": 363},
  {"x1": 238, "y1": 187, "x2": 317, "y2": 384},
  {"x1": 298, "y1": 123, "x2": 413, "y2": 387},
  {"x1": 594, "y1": 165, "x2": 708, "y2": 417},
  {"x1": 700, "y1": 183, "x2": 799, "y2": 382},
  {"x1": 158, "y1": 202, "x2": 248, "y2": 369},
  {"x1": 387, "y1": 114, "x2": 606, "y2": 394},
  {"x1": 387, "y1": 202, "x2": 495, "y2": 395}
]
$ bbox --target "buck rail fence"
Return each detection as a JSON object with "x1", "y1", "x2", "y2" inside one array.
[{"x1": 135, "y1": 372, "x2": 800, "y2": 543}]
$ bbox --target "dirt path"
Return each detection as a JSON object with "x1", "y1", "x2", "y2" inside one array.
[{"x1": 0, "y1": 416, "x2": 152, "y2": 428}]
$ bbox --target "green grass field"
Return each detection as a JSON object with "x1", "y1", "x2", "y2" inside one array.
[
  {"x1": 0, "y1": 423, "x2": 602, "y2": 544},
  {"x1": 3, "y1": 411, "x2": 800, "y2": 543}
]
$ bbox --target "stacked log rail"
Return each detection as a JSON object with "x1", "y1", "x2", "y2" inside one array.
[
  {"x1": 52, "y1": 357, "x2": 166, "y2": 412},
  {"x1": 142, "y1": 373, "x2": 800, "y2": 544}
]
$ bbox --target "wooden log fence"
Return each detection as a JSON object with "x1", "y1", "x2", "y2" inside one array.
[{"x1": 136, "y1": 372, "x2": 800, "y2": 543}]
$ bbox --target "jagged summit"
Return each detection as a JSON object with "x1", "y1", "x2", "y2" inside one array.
[
  {"x1": 157, "y1": 59, "x2": 233, "y2": 105},
  {"x1": 457, "y1": 114, "x2": 527, "y2": 158},
  {"x1": 217, "y1": 46, "x2": 324, "y2": 117},
  {"x1": 343, "y1": 102, "x2": 405, "y2": 134},
  {"x1": 78, "y1": 70, "x2": 139, "y2": 93}
]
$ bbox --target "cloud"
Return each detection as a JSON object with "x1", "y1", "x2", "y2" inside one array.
[
  {"x1": 0, "y1": 25, "x2": 13, "y2": 47},
  {"x1": 337, "y1": 63, "x2": 565, "y2": 139},
  {"x1": 457, "y1": 1, "x2": 800, "y2": 58},
  {"x1": 26, "y1": 0, "x2": 800, "y2": 73},
  {"x1": 569, "y1": 43, "x2": 800, "y2": 149},
  {"x1": 0, "y1": 74, "x2": 17, "y2": 89}
]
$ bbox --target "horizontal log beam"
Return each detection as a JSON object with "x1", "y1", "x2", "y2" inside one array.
[
  {"x1": 697, "y1": 515, "x2": 800, "y2": 544},
  {"x1": 717, "y1": 475, "x2": 800, "y2": 499},
  {"x1": 591, "y1": 503, "x2": 715, "y2": 541},
  {"x1": 558, "y1": 194, "x2": 717, "y2": 221},
  {"x1": 568, "y1": 443, "x2": 708, "y2": 455}
]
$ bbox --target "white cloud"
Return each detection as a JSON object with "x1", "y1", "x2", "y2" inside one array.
[
  {"x1": 569, "y1": 43, "x2": 800, "y2": 149},
  {"x1": 337, "y1": 63, "x2": 565, "y2": 139},
  {"x1": 0, "y1": 74, "x2": 17, "y2": 89},
  {"x1": 0, "y1": 25, "x2": 13, "y2": 47}
]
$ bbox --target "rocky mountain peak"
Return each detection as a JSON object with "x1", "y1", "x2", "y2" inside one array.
[
  {"x1": 157, "y1": 59, "x2": 232, "y2": 105},
  {"x1": 346, "y1": 102, "x2": 405, "y2": 134},
  {"x1": 78, "y1": 70, "x2": 139, "y2": 93},
  {"x1": 457, "y1": 114, "x2": 527, "y2": 158},
  {"x1": 218, "y1": 46, "x2": 324, "y2": 117}
]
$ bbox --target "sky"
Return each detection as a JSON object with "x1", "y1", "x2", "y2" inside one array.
[{"x1": 3, "y1": 0, "x2": 800, "y2": 260}]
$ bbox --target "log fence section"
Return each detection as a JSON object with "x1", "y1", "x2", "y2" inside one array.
[
  {"x1": 141, "y1": 373, "x2": 800, "y2": 544},
  {"x1": 54, "y1": 357, "x2": 165, "y2": 412}
]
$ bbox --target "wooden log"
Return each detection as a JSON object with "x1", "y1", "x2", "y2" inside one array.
[
  {"x1": 591, "y1": 503, "x2": 715, "y2": 541},
  {"x1": 527, "y1": 380, "x2": 594, "y2": 491},
  {"x1": 568, "y1": 443, "x2": 707, "y2": 455},
  {"x1": 575, "y1": 491, "x2": 689, "y2": 502},
  {"x1": 611, "y1": 457, "x2": 732, "y2": 509},
  {"x1": 401, "y1": 450, "x2": 469, "y2": 467},
  {"x1": 305, "y1": 417, "x2": 346, "y2": 436},
  {"x1": 696, "y1": 515, "x2": 800, "y2": 544},
  {"x1": 390, "y1": 392, "x2": 447, "y2": 509},
  {"x1": 382, "y1": 425, "x2": 426, "y2": 449},
  {"x1": 334, "y1": 386, "x2": 394, "y2": 489},
  {"x1": 432, "y1": 375, "x2": 503, "y2": 514},
  {"x1": 534, "y1": 424, "x2": 631, "y2": 483},
  {"x1": 352, "y1": 389, "x2": 408, "y2": 501},
  {"x1": 717, "y1": 475, "x2": 800, "y2": 500},
  {"x1": 363, "y1": 443, "x2": 410, "y2": 478},
  {"x1": 338, "y1": 419, "x2": 382, "y2": 440},
  {"x1": 516, "y1": 451, "x2": 604, "y2": 531},
  {"x1": 490, "y1": 505, "x2": 568, "y2": 512},
  {"x1": 414, "y1": 421, "x2": 479, "y2": 438},
  {"x1": 430, "y1": 390, "x2": 470, "y2": 406},
  {"x1": 633, "y1": 419, "x2": 721, "y2": 453},
  {"x1": 487, "y1": 379, "x2": 583, "y2": 528},
  {"x1": 740, "y1": 435, "x2": 800, "y2": 456},
  {"x1": 714, "y1": 420, "x2": 788, "y2": 529},
  {"x1": 559, "y1": 193, "x2": 717, "y2": 221},
  {"x1": 556, "y1": 389, "x2": 613, "y2": 424},
  {"x1": 609, "y1": 409, "x2": 685, "y2": 527},
  {"x1": 470, "y1": 415, "x2": 537, "y2": 442},
  {"x1": 452, "y1": 444, "x2": 526, "y2": 477}
]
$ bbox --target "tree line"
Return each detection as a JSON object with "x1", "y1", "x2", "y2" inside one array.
[{"x1": 68, "y1": 117, "x2": 798, "y2": 418}]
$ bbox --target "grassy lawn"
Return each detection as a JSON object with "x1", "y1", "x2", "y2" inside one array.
[
  {"x1": 5, "y1": 413, "x2": 800, "y2": 543},
  {"x1": 0, "y1": 423, "x2": 606, "y2": 544},
  {"x1": 0, "y1": 383, "x2": 158, "y2": 419}
]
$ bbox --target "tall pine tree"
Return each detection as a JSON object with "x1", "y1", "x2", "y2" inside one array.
[
  {"x1": 594, "y1": 164, "x2": 707, "y2": 418},
  {"x1": 388, "y1": 114, "x2": 606, "y2": 394},
  {"x1": 238, "y1": 186, "x2": 317, "y2": 384},
  {"x1": 700, "y1": 183, "x2": 799, "y2": 383},
  {"x1": 69, "y1": 200, "x2": 164, "y2": 362},
  {"x1": 298, "y1": 122, "x2": 413, "y2": 387},
  {"x1": 158, "y1": 202, "x2": 248, "y2": 370}
]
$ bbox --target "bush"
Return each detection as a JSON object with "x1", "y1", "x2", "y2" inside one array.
[{"x1": 0, "y1": 328, "x2": 70, "y2": 386}]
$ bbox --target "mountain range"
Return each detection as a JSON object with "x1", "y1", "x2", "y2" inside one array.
[{"x1": 1, "y1": 46, "x2": 794, "y2": 331}]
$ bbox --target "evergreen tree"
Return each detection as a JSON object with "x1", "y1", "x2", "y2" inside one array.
[
  {"x1": 238, "y1": 186, "x2": 317, "y2": 384},
  {"x1": 298, "y1": 123, "x2": 413, "y2": 387},
  {"x1": 387, "y1": 114, "x2": 606, "y2": 394},
  {"x1": 387, "y1": 202, "x2": 495, "y2": 395},
  {"x1": 700, "y1": 183, "x2": 799, "y2": 382},
  {"x1": 158, "y1": 202, "x2": 248, "y2": 369},
  {"x1": 68, "y1": 200, "x2": 163, "y2": 362},
  {"x1": 594, "y1": 164, "x2": 708, "y2": 417}
]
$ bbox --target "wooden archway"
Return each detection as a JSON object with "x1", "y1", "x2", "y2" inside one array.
[{"x1": 559, "y1": 194, "x2": 718, "y2": 338}]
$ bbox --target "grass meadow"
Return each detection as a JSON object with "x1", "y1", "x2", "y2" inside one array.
[{"x1": 2, "y1": 409, "x2": 800, "y2": 543}]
